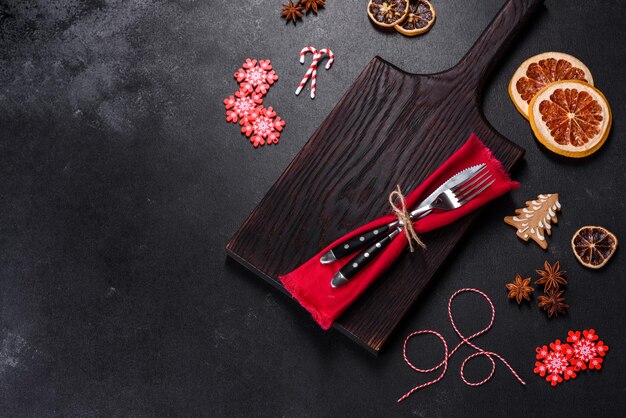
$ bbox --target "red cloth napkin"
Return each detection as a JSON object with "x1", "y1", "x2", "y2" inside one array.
[{"x1": 280, "y1": 134, "x2": 519, "y2": 330}]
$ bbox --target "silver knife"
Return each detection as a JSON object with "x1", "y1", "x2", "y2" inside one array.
[
  {"x1": 405, "y1": 163, "x2": 486, "y2": 220},
  {"x1": 320, "y1": 163, "x2": 486, "y2": 264}
]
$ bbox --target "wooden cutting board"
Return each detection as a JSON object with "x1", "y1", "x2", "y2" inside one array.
[{"x1": 226, "y1": 0, "x2": 543, "y2": 354}]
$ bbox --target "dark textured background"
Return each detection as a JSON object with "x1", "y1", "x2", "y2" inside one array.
[{"x1": 0, "y1": 0, "x2": 624, "y2": 416}]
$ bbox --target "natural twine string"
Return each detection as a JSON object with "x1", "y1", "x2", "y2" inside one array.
[{"x1": 389, "y1": 185, "x2": 426, "y2": 252}]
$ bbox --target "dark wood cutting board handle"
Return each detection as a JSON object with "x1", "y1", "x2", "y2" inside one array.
[{"x1": 451, "y1": 0, "x2": 544, "y2": 91}]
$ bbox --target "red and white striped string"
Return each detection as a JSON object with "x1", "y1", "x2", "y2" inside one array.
[
  {"x1": 295, "y1": 46, "x2": 334, "y2": 99},
  {"x1": 398, "y1": 288, "x2": 526, "y2": 403}
]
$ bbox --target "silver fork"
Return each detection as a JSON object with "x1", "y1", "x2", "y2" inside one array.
[
  {"x1": 330, "y1": 168, "x2": 496, "y2": 288},
  {"x1": 407, "y1": 167, "x2": 495, "y2": 221}
]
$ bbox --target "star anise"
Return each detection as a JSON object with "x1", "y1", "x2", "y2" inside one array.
[
  {"x1": 281, "y1": 0, "x2": 304, "y2": 24},
  {"x1": 506, "y1": 274, "x2": 534, "y2": 304},
  {"x1": 535, "y1": 260, "x2": 567, "y2": 292},
  {"x1": 537, "y1": 289, "x2": 568, "y2": 318},
  {"x1": 300, "y1": 0, "x2": 325, "y2": 14}
]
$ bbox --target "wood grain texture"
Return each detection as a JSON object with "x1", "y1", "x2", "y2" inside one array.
[{"x1": 226, "y1": 0, "x2": 543, "y2": 354}]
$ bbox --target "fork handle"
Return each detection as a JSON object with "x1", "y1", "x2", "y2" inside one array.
[
  {"x1": 321, "y1": 206, "x2": 433, "y2": 264},
  {"x1": 331, "y1": 229, "x2": 401, "y2": 288},
  {"x1": 321, "y1": 222, "x2": 397, "y2": 263}
]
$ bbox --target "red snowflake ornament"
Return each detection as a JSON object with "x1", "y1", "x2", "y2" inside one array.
[
  {"x1": 224, "y1": 89, "x2": 263, "y2": 125},
  {"x1": 241, "y1": 106, "x2": 286, "y2": 148},
  {"x1": 234, "y1": 59, "x2": 278, "y2": 95},
  {"x1": 534, "y1": 339, "x2": 577, "y2": 386},
  {"x1": 224, "y1": 58, "x2": 286, "y2": 148},
  {"x1": 534, "y1": 329, "x2": 609, "y2": 387},
  {"x1": 567, "y1": 329, "x2": 608, "y2": 371}
]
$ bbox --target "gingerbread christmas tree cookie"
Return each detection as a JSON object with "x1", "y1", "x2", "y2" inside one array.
[{"x1": 504, "y1": 194, "x2": 561, "y2": 250}]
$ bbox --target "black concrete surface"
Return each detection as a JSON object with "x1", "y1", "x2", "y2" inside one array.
[{"x1": 1, "y1": 0, "x2": 625, "y2": 416}]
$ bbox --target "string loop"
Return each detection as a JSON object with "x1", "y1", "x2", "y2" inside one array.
[
  {"x1": 388, "y1": 185, "x2": 426, "y2": 252},
  {"x1": 398, "y1": 288, "x2": 525, "y2": 402}
]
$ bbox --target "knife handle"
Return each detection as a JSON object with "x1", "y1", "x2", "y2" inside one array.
[
  {"x1": 326, "y1": 223, "x2": 396, "y2": 261},
  {"x1": 332, "y1": 229, "x2": 400, "y2": 287}
]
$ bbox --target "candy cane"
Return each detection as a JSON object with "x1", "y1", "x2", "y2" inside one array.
[
  {"x1": 299, "y1": 46, "x2": 317, "y2": 64},
  {"x1": 309, "y1": 58, "x2": 318, "y2": 99},
  {"x1": 297, "y1": 46, "x2": 319, "y2": 99},
  {"x1": 310, "y1": 48, "x2": 334, "y2": 98},
  {"x1": 295, "y1": 51, "x2": 321, "y2": 97},
  {"x1": 295, "y1": 46, "x2": 334, "y2": 99},
  {"x1": 318, "y1": 48, "x2": 334, "y2": 70}
]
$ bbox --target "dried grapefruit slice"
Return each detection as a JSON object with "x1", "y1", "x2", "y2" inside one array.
[
  {"x1": 394, "y1": 0, "x2": 435, "y2": 36},
  {"x1": 509, "y1": 52, "x2": 593, "y2": 119},
  {"x1": 367, "y1": 0, "x2": 409, "y2": 28},
  {"x1": 572, "y1": 226, "x2": 618, "y2": 269},
  {"x1": 528, "y1": 80, "x2": 611, "y2": 158}
]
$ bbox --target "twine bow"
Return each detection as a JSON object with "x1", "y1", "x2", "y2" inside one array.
[{"x1": 389, "y1": 185, "x2": 426, "y2": 252}]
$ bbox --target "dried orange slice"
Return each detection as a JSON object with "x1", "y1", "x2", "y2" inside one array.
[
  {"x1": 509, "y1": 52, "x2": 593, "y2": 119},
  {"x1": 367, "y1": 0, "x2": 409, "y2": 28},
  {"x1": 572, "y1": 226, "x2": 618, "y2": 269},
  {"x1": 528, "y1": 80, "x2": 611, "y2": 158},
  {"x1": 394, "y1": 0, "x2": 435, "y2": 36}
]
